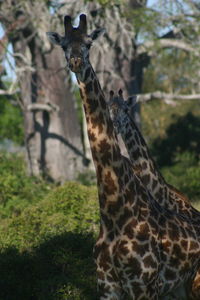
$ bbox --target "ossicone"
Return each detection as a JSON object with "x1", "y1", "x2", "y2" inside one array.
[
  {"x1": 79, "y1": 14, "x2": 87, "y2": 33},
  {"x1": 64, "y1": 15, "x2": 72, "y2": 35}
]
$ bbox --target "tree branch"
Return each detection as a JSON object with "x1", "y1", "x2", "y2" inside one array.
[
  {"x1": 27, "y1": 103, "x2": 59, "y2": 112},
  {"x1": 0, "y1": 88, "x2": 19, "y2": 95},
  {"x1": 137, "y1": 38, "x2": 198, "y2": 56},
  {"x1": 136, "y1": 91, "x2": 200, "y2": 105}
]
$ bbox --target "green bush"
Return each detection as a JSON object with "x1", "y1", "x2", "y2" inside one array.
[
  {"x1": 141, "y1": 100, "x2": 200, "y2": 204},
  {"x1": 0, "y1": 181, "x2": 99, "y2": 300},
  {"x1": 0, "y1": 96, "x2": 24, "y2": 145},
  {"x1": 161, "y1": 151, "x2": 200, "y2": 202},
  {"x1": 151, "y1": 112, "x2": 200, "y2": 167},
  {"x1": 77, "y1": 170, "x2": 97, "y2": 186},
  {"x1": 0, "y1": 152, "x2": 52, "y2": 217},
  {"x1": 0, "y1": 233, "x2": 97, "y2": 300},
  {"x1": 0, "y1": 182, "x2": 99, "y2": 248}
]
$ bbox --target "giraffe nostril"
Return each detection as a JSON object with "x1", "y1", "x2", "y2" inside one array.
[
  {"x1": 70, "y1": 57, "x2": 82, "y2": 65},
  {"x1": 69, "y1": 57, "x2": 82, "y2": 71}
]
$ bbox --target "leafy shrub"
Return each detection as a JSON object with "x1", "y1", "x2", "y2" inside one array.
[
  {"x1": 141, "y1": 101, "x2": 200, "y2": 204},
  {"x1": 0, "y1": 233, "x2": 97, "y2": 300},
  {"x1": 151, "y1": 112, "x2": 200, "y2": 167},
  {"x1": 0, "y1": 182, "x2": 99, "y2": 249},
  {"x1": 0, "y1": 96, "x2": 24, "y2": 145},
  {"x1": 161, "y1": 151, "x2": 200, "y2": 203},
  {"x1": 0, "y1": 152, "x2": 52, "y2": 217},
  {"x1": 77, "y1": 170, "x2": 96, "y2": 186},
  {"x1": 0, "y1": 181, "x2": 99, "y2": 300}
]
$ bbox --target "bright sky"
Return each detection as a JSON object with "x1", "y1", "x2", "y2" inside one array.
[{"x1": 0, "y1": 23, "x2": 16, "y2": 80}]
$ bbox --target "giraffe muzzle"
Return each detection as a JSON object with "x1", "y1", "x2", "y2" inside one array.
[{"x1": 69, "y1": 57, "x2": 82, "y2": 72}]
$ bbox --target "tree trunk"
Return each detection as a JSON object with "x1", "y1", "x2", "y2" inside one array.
[{"x1": 11, "y1": 24, "x2": 87, "y2": 182}]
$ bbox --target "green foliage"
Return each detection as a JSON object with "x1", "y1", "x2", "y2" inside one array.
[
  {"x1": 141, "y1": 98, "x2": 200, "y2": 146},
  {"x1": 0, "y1": 96, "x2": 24, "y2": 145},
  {"x1": 152, "y1": 112, "x2": 200, "y2": 166},
  {"x1": 0, "y1": 152, "x2": 52, "y2": 217},
  {"x1": 0, "y1": 182, "x2": 99, "y2": 248},
  {"x1": 77, "y1": 170, "x2": 96, "y2": 186},
  {"x1": 161, "y1": 152, "x2": 200, "y2": 202},
  {"x1": 0, "y1": 233, "x2": 97, "y2": 300},
  {"x1": 126, "y1": 6, "x2": 161, "y2": 39},
  {"x1": 0, "y1": 177, "x2": 99, "y2": 299},
  {"x1": 0, "y1": 151, "x2": 99, "y2": 299},
  {"x1": 143, "y1": 49, "x2": 198, "y2": 95},
  {"x1": 141, "y1": 99, "x2": 200, "y2": 202},
  {"x1": 86, "y1": 0, "x2": 121, "y2": 7}
]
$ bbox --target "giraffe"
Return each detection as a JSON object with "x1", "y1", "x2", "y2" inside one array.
[
  {"x1": 108, "y1": 89, "x2": 200, "y2": 299},
  {"x1": 47, "y1": 14, "x2": 200, "y2": 300}
]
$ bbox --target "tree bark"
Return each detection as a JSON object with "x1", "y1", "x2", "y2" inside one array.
[
  {"x1": 14, "y1": 37, "x2": 87, "y2": 181},
  {"x1": 1, "y1": 1, "x2": 87, "y2": 182}
]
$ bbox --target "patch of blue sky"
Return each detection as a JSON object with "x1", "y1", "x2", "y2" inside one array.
[{"x1": 0, "y1": 23, "x2": 16, "y2": 80}]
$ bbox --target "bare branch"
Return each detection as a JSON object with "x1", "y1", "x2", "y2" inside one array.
[
  {"x1": 137, "y1": 38, "x2": 198, "y2": 56},
  {"x1": 0, "y1": 88, "x2": 19, "y2": 95},
  {"x1": 136, "y1": 91, "x2": 200, "y2": 105},
  {"x1": 27, "y1": 103, "x2": 59, "y2": 112}
]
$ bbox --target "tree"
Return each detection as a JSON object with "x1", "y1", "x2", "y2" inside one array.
[
  {"x1": 1, "y1": 0, "x2": 199, "y2": 181},
  {"x1": 0, "y1": 0, "x2": 87, "y2": 182}
]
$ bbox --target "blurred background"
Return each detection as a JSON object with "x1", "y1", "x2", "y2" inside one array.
[{"x1": 0, "y1": 1, "x2": 199, "y2": 299}]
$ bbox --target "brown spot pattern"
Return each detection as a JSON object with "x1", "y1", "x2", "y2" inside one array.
[
  {"x1": 143, "y1": 254, "x2": 157, "y2": 269},
  {"x1": 104, "y1": 171, "x2": 117, "y2": 195},
  {"x1": 87, "y1": 97, "x2": 98, "y2": 113},
  {"x1": 88, "y1": 129, "x2": 96, "y2": 142}
]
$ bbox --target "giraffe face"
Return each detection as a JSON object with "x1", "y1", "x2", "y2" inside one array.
[
  {"x1": 108, "y1": 90, "x2": 137, "y2": 134},
  {"x1": 108, "y1": 93, "x2": 127, "y2": 134},
  {"x1": 61, "y1": 30, "x2": 91, "y2": 72},
  {"x1": 47, "y1": 14, "x2": 105, "y2": 73},
  {"x1": 109, "y1": 100, "x2": 123, "y2": 134}
]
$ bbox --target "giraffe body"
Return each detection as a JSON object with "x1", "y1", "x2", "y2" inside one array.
[
  {"x1": 109, "y1": 90, "x2": 200, "y2": 299},
  {"x1": 47, "y1": 15, "x2": 200, "y2": 299}
]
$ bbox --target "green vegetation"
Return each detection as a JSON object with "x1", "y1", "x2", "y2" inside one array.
[
  {"x1": 161, "y1": 152, "x2": 200, "y2": 205},
  {"x1": 0, "y1": 152, "x2": 53, "y2": 218},
  {"x1": 141, "y1": 99, "x2": 200, "y2": 202},
  {"x1": 0, "y1": 157, "x2": 99, "y2": 299},
  {"x1": 0, "y1": 96, "x2": 24, "y2": 145}
]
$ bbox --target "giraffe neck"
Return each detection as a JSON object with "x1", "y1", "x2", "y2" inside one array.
[
  {"x1": 119, "y1": 108, "x2": 200, "y2": 222},
  {"x1": 118, "y1": 110, "x2": 170, "y2": 200},
  {"x1": 76, "y1": 63, "x2": 127, "y2": 208}
]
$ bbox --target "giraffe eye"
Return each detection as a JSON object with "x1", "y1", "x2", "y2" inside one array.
[{"x1": 86, "y1": 42, "x2": 92, "y2": 49}]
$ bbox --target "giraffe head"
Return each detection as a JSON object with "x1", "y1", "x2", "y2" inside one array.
[
  {"x1": 47, "y1": 14, "x2": 105, "y2": 73},
  {"x1": 108, "y1": 89, "x2": 137, "y2": 134}
]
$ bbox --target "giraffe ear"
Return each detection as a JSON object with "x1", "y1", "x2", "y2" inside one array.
[
  {"x1": 126, "y1": 96, "x2": 137, "y2": 109},
  {"x1": 46, "y1": 32, "x2": 63, "y2": 45},
  {"x1": 90, "y1": 28, "x2": 106, "y2": 41}
]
